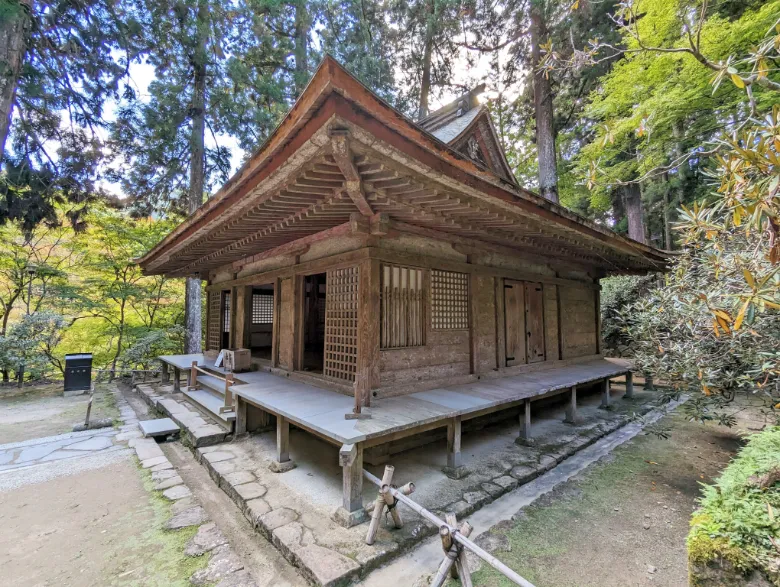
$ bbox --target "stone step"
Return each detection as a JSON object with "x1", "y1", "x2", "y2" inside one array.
[{"x1": 182, "y1": 388, "x2": 236, "y2": 424}]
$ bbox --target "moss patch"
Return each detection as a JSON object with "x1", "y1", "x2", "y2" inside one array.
[
  {"x1": 102, "y1": 461, "x2": 210, "y2": 586},
  {"x1": 687, "y1": 426, "x2": 780, "y2": 585}
]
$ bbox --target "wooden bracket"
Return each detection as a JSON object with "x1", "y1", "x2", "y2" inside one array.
[
  {"x1": 330, "y1": 132, "x2": 374, "y2": 217},
  {"x1": 369, "y1": 212, "x2": 390, "y2": 236},
  {"x1": 339, "y1": 443, "x2": 358, "y2": 467}
]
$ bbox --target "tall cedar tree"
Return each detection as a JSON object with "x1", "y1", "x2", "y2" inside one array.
[
  {"x1": 109, "y1": 0, "x2": 233, "y2": 353},
  {"x1": 389, "y1": 0, "x2": 462, "y2": 118}
]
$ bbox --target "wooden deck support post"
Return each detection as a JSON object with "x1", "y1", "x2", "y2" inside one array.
[
  {"x1": 516, "y1": 398, "x2": 534, "y2": 446},
  {"x1": 624, "y1": 371, "x2": 634, "y2": 399},
  {"x1": 444, "y1": 416, "x2": 467, "y2": 479},
  {"x1": 235, "y1": 396, "x2": 247, "y2": 436},
  {"x1": 564, "y1": 386, "x2": 578, "y2": 425},
  {"x1": 334, "y1": 443, "x2": 368, "y2": 527},
  {"x1": 173, "y1": 367, "x2": 181, "y2": 392},
  {"x1": 189, "y1": 360, "x2": 198, "y2": 390},
  {"x1": 161, "y1": 361, "x2": 169, "y2": 384},
  {"x1": 600, "y1": 378, "x2": 612, "y2": 409},
  {"x1": 269, "y1": 416, "x2": 296, "y2": 473}
]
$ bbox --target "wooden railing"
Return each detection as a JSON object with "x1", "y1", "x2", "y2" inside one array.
[
  {"x1": 190, "y1": 361, "x2": 235, "y2": 413},
  {"x1": 363, "y1": 467, "x2": 535, "y2": 587}
]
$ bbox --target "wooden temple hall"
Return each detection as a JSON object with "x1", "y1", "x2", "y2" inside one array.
[{"x1": 137, "y1": 57, "x2": 667, "y2": 525}]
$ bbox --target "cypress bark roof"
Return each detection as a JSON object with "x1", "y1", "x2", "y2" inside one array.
[{"x1": 137, "y1": 56, "x2": 668, "y2": 277}]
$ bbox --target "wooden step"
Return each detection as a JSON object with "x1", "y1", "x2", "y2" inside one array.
[
  {"x1": 182, "y1": 388, "x2": 236, "y2": 424},
  {"x1": 195, "y1": 373, "x2": 229, "y2": 395}
]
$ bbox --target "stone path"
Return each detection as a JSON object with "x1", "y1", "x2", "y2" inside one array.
[{"x1": 0, "y1": 384, "x2": 260, "y2": 587}]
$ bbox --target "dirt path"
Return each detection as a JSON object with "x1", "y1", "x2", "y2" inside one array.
[
  {"x1": 468, "y1": 411, "x2": 751, "y2": 587},
  {"x1": 0, "y1": 456, "x2": 207, "y2": 587},
  {"x1": 0, "y1": 383, "x2": 118, "y2": 444}
]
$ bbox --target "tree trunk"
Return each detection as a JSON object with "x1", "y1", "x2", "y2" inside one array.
[
  {"x1": 417, "y1": 0, "x2": 435, "y2": 119},
  {"x1": 0, "y1": 0, "x2": 31, "y2": 161},
  {"x1": 622, "y1": 183, "x2": 647, "y2": 244},
  {"x1": 663, "y1": 173, "x2": 673, "y2": 250},
  {"x1": 184, "y1": 0, "x2": 207, "y2": 355},
  {"x1": 293, "y1": 0, "x2": 309, "y2": 97},
  {"x1": 530, "y1": 1, "x2": 558, "y2": 204},
  {"x1": 109, "y1": 300, "x2": 126, "y2": 381}
]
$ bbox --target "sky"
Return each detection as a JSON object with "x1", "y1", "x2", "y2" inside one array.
[{"x1": 99, "y1": 33, "x2": 522, "y2": 200}]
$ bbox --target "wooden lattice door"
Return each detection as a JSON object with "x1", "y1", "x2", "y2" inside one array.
[
  {"x1": 324, "y1": 266, "x2": 359, "y2": 383},
  {"x1": 207, "y1": 291, "x2": 222, "y2": 351}
]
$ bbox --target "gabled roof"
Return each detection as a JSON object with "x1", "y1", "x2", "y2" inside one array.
[
  {"x1": 418, "y1": 86, "x2": 517, "y2": 184},
  {"x1": 136, "y1": 56, "x2": 668, "y2": 277}
]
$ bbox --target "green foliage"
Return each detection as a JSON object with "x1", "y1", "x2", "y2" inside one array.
[
  {"x1": 688, "y1": 426, "x2": 780, "y2": 583},
  {"x1": 600, "y1": 274, "x2": 657, "y2": 354},
  {"x1": 620, "y1": 105, "x2": 780, "y2": 422},
  {"x1": 0, "y1": 311, "x2": 65, "y2": 379},
  {"x1": 578, "y1": 0, "x2": 779, "y2": 215},
  {"x1": 0, "y1": 204, "x2": 185, "y2": 381},
  {"x1": 2, "y1": 0, "x2": 144, "y2": 229}
]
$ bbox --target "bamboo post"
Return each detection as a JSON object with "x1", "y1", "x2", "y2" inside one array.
[
  {"x1": 431, "y1": 515, "x2": 474, "y2": 587},
  {"x1": 446, "y1": 513, "x2": 460, "y2": 580},
  {"x1": 362, "y1": 469, "x2": 535, "y2": 587},
  {"x1": 366, "y1": 465, "x2": 395, "y2": 545},
  {"x1": 383, "y1": 482, "x2": 404, "y2": 530}
]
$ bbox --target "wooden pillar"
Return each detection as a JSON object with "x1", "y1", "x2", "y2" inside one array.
[
  {"x1": 335, "y1": 443, "x2": 367, "y2": 527},
  {"x1": 495, "y1": 277, "x2": 506, "y2": 369},
  {"x1": 600, "y1": 378, "x2": 612, "y2": 409},
  {"x1": 235, "y1": 396, "x2": 247, "y2": 435},
  {"x1": 468, "y1": 270, "x2": 479, "y2": 375},
  {"x1": 173, "y1": 367, "x2": 181, "y2": 392},
  {"x1": 595, "y1": 283, "x2": 602, "y2": 355},
  {"x1": 233, "y1": 285, "x2": 251, "y2": 350},
  {"x1": 355, "y1": 258, "x2": 380, "y2": 410},
  {"x1": 625, "y1": 372, "x2": 634, "y2": 399},
  {"x1": 271, "y1": 278, "x2": 281, "y2": 368},
  {"x1": 564, "y1": 386, "x2": 578, "y2": 424},
  {"x1": 293, "y1": 274, "x2": 305, "y2": 371},
  {"x1": 447, "y1": 416, "x2": 462, "y2": 468},
  {"x1": 269, "y1": 415, "x2": 296, "y2": 472},
  {"x1": 517, "y1": 398, "x2": 533, "y2": 444},
  {"x1": 161, "y1": 361, "x2": 169, "y2": 384}
]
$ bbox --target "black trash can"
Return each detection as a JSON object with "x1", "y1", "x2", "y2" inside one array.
[{"x1": 64, "y1": 353, "x2": 92, "y2": 393}]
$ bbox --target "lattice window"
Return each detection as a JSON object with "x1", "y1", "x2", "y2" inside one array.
[
  {"x1": 222, "y1": 291, "x2": 231, "y2": 333},
  {"x1": 207, "y1": 291, "x2": 222, "y2": 351},
  {"x1": 324, "y1": 266, "x2": 359, "y2": 382},
  {"x1": 431, "y1": 270, "x2": 469, "y2": 330},
  {"x1": 252, "y1": 293, "x2": 274, "y2": 324},
  {"x1": 381, "y1": 264, "x2": 425, "y2": 349}
]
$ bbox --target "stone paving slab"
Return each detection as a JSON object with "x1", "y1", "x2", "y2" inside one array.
[
  {"x1": 139, "y1": 418, "x2": 180, "y2": 438},
  {"x1": 133, "y1": 384, "x2": 229, "y2": 447}
]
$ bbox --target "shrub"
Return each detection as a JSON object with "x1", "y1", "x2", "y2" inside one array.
[{"x1": 688, "y1": 426, "x2": 780, "y2": 585}]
